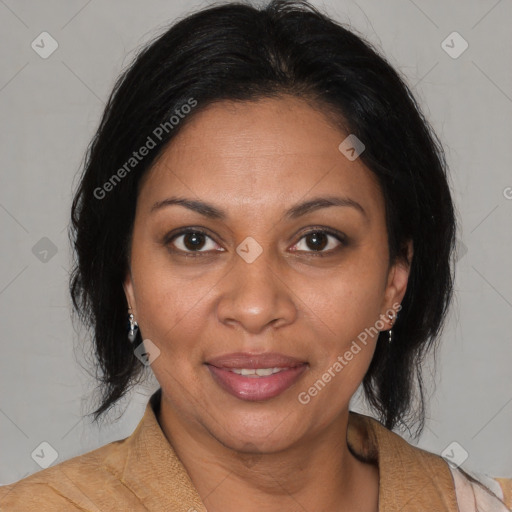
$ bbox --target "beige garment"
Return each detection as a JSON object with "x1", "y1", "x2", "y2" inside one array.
[{"x1": 1, "y1": 388, "x2": 510, "y2": 511}]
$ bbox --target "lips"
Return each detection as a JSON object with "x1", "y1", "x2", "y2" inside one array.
[
  {"x1": 206, "y1": 352, "x2": 306, "y2": 369},
  {"x1": 205, "y1": 352, "x2": 308, "y2": 401}
]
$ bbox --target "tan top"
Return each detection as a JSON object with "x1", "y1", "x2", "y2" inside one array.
[{"x1": 1, "y1": 388, "x2": 510, "y2": 511}]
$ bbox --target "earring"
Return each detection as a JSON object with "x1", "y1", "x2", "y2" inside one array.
[
  {"x1": 127, "y1": 307, "x2": 138, "y2": 343},
  {"x1": 387, "y1": 311, "x2": 396, "y2": 344}
]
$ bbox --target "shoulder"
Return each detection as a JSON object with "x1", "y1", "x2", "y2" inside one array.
[
  {"x1": 1, "y1": 479, "x2": 81, "y2": 511},
  {"x1": 351, "y1": 412, "x2": 512, "y2": 510},
  {"x1": 0, "y1": 435, "x2": 133, "y2": 511},
  {"x1": 449, "y1": 466, "x2": 512, "y2": 511},
  {"x1": 494, "y1": 477, "x2": 512, "y2": 509}
]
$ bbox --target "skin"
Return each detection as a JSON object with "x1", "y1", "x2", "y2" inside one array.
[{"x1": 123, "y1": 95, "x2": 413, "y2": 512}]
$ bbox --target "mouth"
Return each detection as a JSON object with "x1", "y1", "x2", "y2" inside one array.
[
  {"x1": 225, "y1": 367, "x2": 293, "y2": 377},
  {"x1": 205, "y1": 352, "x2": 308, "y2": 401}
]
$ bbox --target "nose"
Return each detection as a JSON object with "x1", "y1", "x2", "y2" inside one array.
[{"x1": 215, "y1": 243, "x2": 297, "y2": 335}]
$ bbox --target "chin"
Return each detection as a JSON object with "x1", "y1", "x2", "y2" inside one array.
[{"x1": 207, "y1": 406, "x2": 307, "y2": 452}]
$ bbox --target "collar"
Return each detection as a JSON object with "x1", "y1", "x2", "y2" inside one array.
[
  {"x1": 114, "y1": 388, "x2": 459, "y2": 512},
  {"x1": 346, "y1": 410, "x2": 459, "y2": 511}
]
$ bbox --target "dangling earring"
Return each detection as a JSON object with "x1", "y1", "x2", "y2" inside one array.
[
  {"x1": 387, "y1": 311, "x2": 396, "y2": 344},
  {"x1": 127, "y1": 306, "x2": 138, "y2": 343}
]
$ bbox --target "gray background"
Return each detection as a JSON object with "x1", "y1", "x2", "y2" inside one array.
[{"x1": 0, "y1": 0, "x2": 511, "y2": 486}]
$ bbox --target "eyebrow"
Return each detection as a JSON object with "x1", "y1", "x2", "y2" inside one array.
[{"x1": 150, "y1": 195, "x2": 367, "y2": 220}]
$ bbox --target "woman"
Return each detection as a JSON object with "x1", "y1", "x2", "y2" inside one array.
[{"x1": 1, "y1": 1, "x2": 510, "y2": 510}]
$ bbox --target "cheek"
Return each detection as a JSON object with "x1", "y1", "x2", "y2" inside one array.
[
  {"x1": 136, "y1": 278, "x2": 209, "y2": 348},
  {"x1": 301, "y1": 256, "x2": 387, "y2": 338},
  {"x1": 128, "y1": 244, "x2": 210, "y2": 347},
  {"x1": 293, "y1": 252, "x2": 386, "y2": 401},
  {"x1": 298, "y1": 275, "x2": 381, "y2": 417}
]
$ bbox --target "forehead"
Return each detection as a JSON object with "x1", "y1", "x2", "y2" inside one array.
[{"x1": 137, "y1": 96, "x2": 384, "y2": 218}]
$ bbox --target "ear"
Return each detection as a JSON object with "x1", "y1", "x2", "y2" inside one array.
[
  {"x1": 123, "y1": 268, "x2": 137, "y2": 316},
  {"x1": 380, "y1": 239, "x2": 413, "y2": 328}
]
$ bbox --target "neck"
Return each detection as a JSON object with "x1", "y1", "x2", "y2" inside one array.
[{"x1": 157, "y1": 396, "x2": 379, "y2": 512}]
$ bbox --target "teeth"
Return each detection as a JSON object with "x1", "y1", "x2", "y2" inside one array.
[{"x1": 230, "y1": 367, "x2": 285, "y2": 377}]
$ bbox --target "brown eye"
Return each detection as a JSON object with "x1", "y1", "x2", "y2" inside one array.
[
  {"x1": 167, "y1": 229, "x2": 223, "y2": 255},
  {"x1": 182, "y1": 231, "x2": 207, "y2": 251},
  {"x1": 291, "y1": 228, "x2": 346, "y2": 256},
  {"x1": 304, "y1": 231, "x2": 329, "y2": 251}
]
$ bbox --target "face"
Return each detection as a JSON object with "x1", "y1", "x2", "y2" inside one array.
[{"x1": 123, "y1": 96, "x2": 412, "y2": 454}]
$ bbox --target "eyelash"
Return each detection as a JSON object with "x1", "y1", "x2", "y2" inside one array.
[{"x1": 164, "y1": 226, "x2": 347, "y2": 258}]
